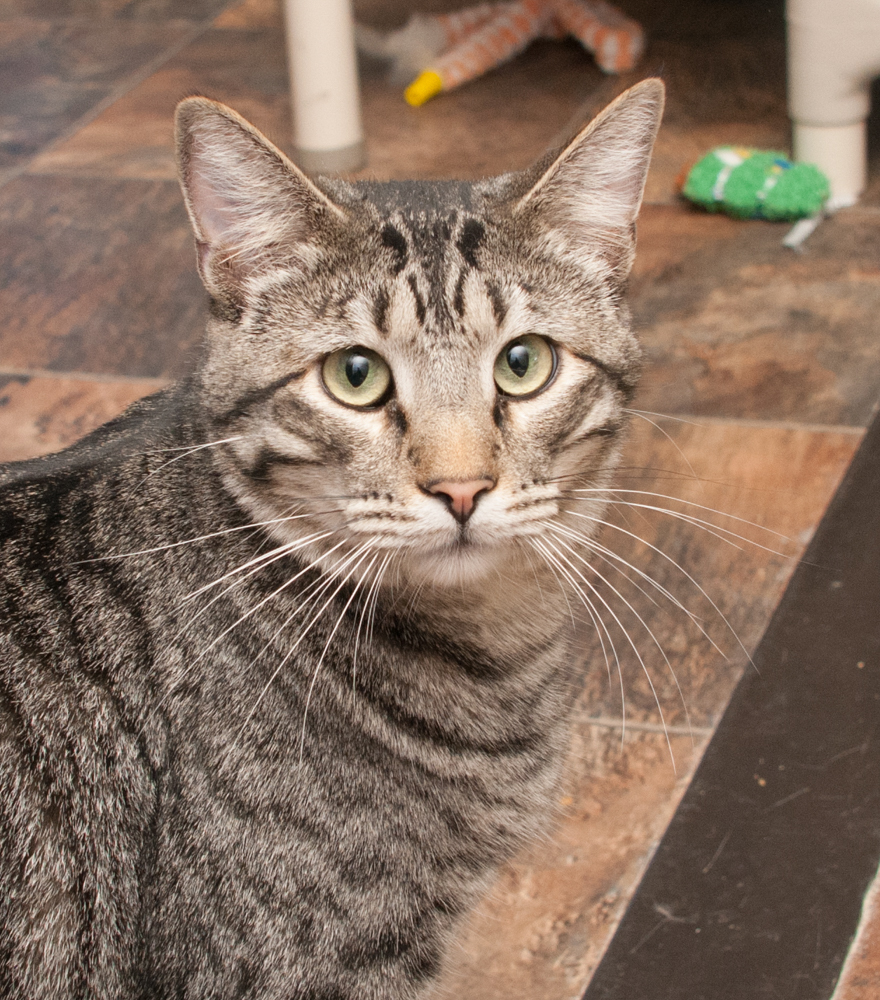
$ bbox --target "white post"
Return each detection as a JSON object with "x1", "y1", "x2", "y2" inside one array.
[
  {"x1": 283, "y1": 0, "x2": 365, "y2": 173},
  {"x1": 786, "y1": 0, "x2": 880, "y2": 207}
]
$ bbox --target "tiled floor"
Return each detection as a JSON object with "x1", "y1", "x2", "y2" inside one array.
[{"x1": 1, "y1": 0, "x2": 878, "y2": 995}]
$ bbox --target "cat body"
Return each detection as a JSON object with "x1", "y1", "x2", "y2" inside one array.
[{"x1": 0, "y1": 81, "x2": 663, "y2": 999}]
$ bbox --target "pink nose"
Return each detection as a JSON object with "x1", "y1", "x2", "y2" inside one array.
[{"x1": 425, "y1": 478, "x2": 495, "y2": 523}]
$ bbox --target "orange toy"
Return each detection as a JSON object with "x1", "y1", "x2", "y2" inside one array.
[{"x1": 358, "y1": 0, "x2": 644, "y2": 106}]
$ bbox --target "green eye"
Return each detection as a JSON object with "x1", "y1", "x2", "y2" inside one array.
[
  {"x1": 493, "y1": 335, "x2": 556, "y2": 397},
  {"x1": 322, "y1": 347, "x2": 392, "y2": 408}
]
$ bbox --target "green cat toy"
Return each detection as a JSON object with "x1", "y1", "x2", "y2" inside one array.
[{"x1": 682, "y1": 146, "x2": 829, "y2": 221}]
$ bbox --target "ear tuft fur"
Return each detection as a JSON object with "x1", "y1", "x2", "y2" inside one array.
[
  {"x1": 175, "y1": 97, "x2": 344, "y2": 301},
  {"x1": 516, "y1": 78, "x2": 665, "y2": 280}
]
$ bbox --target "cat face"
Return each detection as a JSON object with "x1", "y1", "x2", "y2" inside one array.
[{"x1": 175, "y1": 83, "x2": 663, "y2": 587}]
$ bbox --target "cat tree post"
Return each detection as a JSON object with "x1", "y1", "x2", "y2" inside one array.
[
  {"x1": 787, "y1": 0, "x2": 880, "y2": 207},
  {"x1": 283, "y1": 0, "x2": 365, "y2": 173}
]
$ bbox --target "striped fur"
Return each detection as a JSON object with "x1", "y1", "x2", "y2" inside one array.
[{"x1": 0, "y1": 81, "x2": 663, "y2": 999}]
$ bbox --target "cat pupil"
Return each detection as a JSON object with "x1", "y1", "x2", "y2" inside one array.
[
  {"x1": 507, "y1": 344, "x2": 530, "y2": 378},
  {"x1": 346, "y1": 355, "x2": 370, "y2": 388}
]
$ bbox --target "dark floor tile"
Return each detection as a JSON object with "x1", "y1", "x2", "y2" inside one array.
[
  {"x1": 0, "y1": 18, "x2": 191, "y2": 180},
  {"x1": 0, "y1": 0, "x2": 231, "y2": 20},
  {"x1": 0, "y1": 174, "x2": 205, "y2": 378},
  {"x1": 583, "y1": 409, "x2": 880, "y2": 999},
  {"x1": 631, "y1": 205, "x2": 880, "y2": 426},
  {"x1": 29, "y1": 26, "x2": 295, "y2": 179}
]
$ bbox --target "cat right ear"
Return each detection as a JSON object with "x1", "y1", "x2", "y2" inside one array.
[
  {"x1": 175, "y1": 98, "x2": 345, "y2": 303},
  {"x1": 514, "y1": 78, "x2": 664, "y2": 282}
]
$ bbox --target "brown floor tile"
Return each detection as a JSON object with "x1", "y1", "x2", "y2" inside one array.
[
  {"x1": 573, "y1": 415, "x2": 861, "y2": 728},
  {"x1": 833, "y1": 867, "x2": 880, "y2": 1000},
  {"x1": 0, "y1": 17, "x2": 192, "y2": 181},
  {"x1": 0, "y1": 174, "x2": 205, "y2": 378},
  {"x1": 632, "y1": 205, "x2": 880, "y2": 427},
  {"x1": 436, "y1": 729, "x2": 706, "y2": 1000},
  {"x1": 213, "y1": 0, "x2": 280, "y2": 29},
  {"x1": 0, "y1": 373, "x2": 166, "y2": 463}
]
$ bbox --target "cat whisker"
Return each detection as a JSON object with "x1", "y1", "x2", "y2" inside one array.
[
  {"x1": 352, "y1": 551, "x2": 394, "y2": 696},
  {"x1": 298, "y1": 547, "x2": 380, "y2": 763},
  {"x1": 565, "y1": 509, "x2": 754, "y2": 670},
  {"x1": 622, "y1": 409, "x2": 701, "y2": 485},
  {"x1": 561, "y1": 487, "x2": 792, "y2": 544},
  {"x1": 569, "y1": 498, "x2": 787, "y2": 556},
  {"x1": 530, "y1": 537, "x2": 626, "y2": 743},
  {"x1": 75, "y1": 511, "x2": 334, "y2": 565},
  {"x1": 136, "y1": 435, "x2": 245, "y2": 487},
  {"x1": 537, "y1": 536, "x2": 675, "y2": 766},
  {"x1": 624, "y1": 407, "x2": 703, "y2": 426},
  {"x1": 136, "y1": 534, "x2": 347, "y2": 736},
  {"x1": 548, "y1": 521, "x2": 727, "y2": 660},
  {"x1": 232, "y1": 542, "x2": 376, "y2": 749},
  {"x1": 237, "y1": 540, "x2": 379, "y2": 686},
  {"x1": 366, "y1": 550, "x2": 395, "y2": 653},
  {"x1": 183, "y1": 528, "x2": 339, "y2": 600},
  {"x1": 187, "y1": 536, "x2": 351, "y2": 666},
  {"x1": 171, "y1": 530, "x2": 341, "y2": 650},
  {"x1": 545, "y1": 530, "x2": 694, "y2": 742}
]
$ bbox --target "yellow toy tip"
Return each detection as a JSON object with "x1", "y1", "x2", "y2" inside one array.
[{"x1": 404, "y1": 70, "x2": 443, "y2": 107}]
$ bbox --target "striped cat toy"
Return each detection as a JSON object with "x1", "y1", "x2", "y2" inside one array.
[{"x1": 357, "y1": 0, "x2": 644, "y2": 106}]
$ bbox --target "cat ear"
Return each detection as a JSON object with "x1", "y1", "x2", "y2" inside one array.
[
  {"x1": 175, "y1": 97, "x2": 345, "y2": 301},
  {"x1": 515, "y1": 78, "x2": 664, "y2": 281}
]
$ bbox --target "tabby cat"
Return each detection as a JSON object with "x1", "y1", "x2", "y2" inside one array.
[{"x1": 0, "y1": 79, "x2": 663, "y2": 998}]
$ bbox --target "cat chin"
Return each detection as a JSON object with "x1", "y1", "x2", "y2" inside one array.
[{"x1": 394, "y1": 540, "x2": 523, "y2": 590}]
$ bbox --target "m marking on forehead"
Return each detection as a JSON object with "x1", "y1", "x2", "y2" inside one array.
[
  {"x1": 485, "y1": 279, "x2": 507, "y2": 325},
  {"x1": 457, "y1": 219, "x2": 485, "y2": 269},
  {"x1": 407, "y1": 273, "x2": 427, "y2": 326},
  {"x1": 380, "y1": 223, "x2": 408, "y2": 274},
  {"x1": 372, "y1": 286, "x2": 390, "y2": 335},
  {"x1": 453, "y1": 270, "x2": 467, "y2": 317}
]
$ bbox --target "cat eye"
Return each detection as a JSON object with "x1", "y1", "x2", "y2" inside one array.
[
  {"x1": 322, "y1": 346, "x2": 392, "y2": 408},
  {"x1": 493, "y1": 335, "x2": 556, "y2": 397}
]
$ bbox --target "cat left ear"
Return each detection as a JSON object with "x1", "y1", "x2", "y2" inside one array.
[
  {"x1": 515, "y1": 78, "x2": 664, "y2": 281},
  {"x1": 175, "y1": 97, "x2": 345, "y2": 303}
]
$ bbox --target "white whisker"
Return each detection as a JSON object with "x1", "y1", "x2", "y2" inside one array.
[
  {"x1": 623, "y1": 409, "x2": 700, "y2": 485},
  {"x1": 566, "y1": 510, "x2": 754, "y2": 670},
  {"x1": 352, "y1": 551, "x2": 393, "y2": 696},
  {"x1": 76, "y1": 512, "x2": 333, "y2": 565},
  {"x1": 137, "y1": 435, "x2": 244, "y2": 486},
  {"x1": 189, "y1": 537, "x2": 350, "y2": 666},
  {"x1": 184, "y1": 530, "x2": 336, "y2": 600},
  {"x1": 530, "y1": 538, "x2": 625, "y2": 743},
  {"x1": 298, "y1": 548, "x2": 379, "y2": 762},
  {"x1": 548, "y1": 521, "x2": 727, "y2": 660},
  {"x1": 547, "y1": 530, "x2": 694, "y2": 741},
  {"x1": 233, "y1": 543, "x2": 375, "y2": 748},
  {"x1": 565, "y1": 488, "x2": 791, "y2": 543},
  {"x1": 538, "y1": 536, "x2": 675, "y2": 767}
]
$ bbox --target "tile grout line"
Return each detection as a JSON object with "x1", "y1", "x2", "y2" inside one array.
[
  {"x1": 0, "y1": 2, "x2": 242, "y2": 194},
  {"x1": 0, "y1": 368, "x2": 172, "y2": 386},
  {"x1": 578, "y1": 715, "x2": 715, "y2": 738}
]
